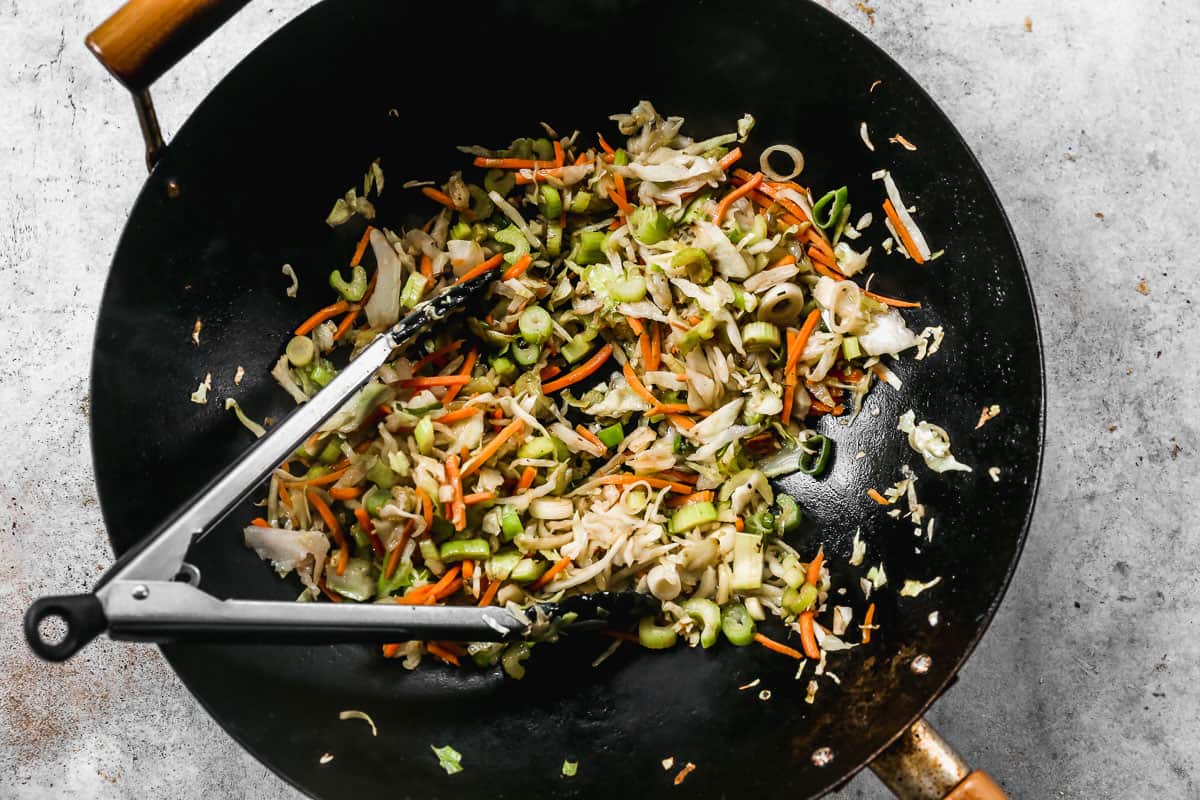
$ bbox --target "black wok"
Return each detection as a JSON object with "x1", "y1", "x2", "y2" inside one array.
[{"x1": 78, "y1": 0, "x2": 1044, "y2": 797}]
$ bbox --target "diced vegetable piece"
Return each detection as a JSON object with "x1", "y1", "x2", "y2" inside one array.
[
  {"x1": 326, "y1": 558, "x2": 375, "y2": 601},
  {"x1": 494, "y1": 225, "x2": 530, "y2": 265},
  {"x1": 363, "y1": 486, "x2": 389, "y2": 517},
  {"x1": 560, "y1": 333, "x2": 595, "y2": 364},
  {"x1": 491, "y1": 355, "x2": 516, "y2": 382},
  {"x1": 539, "y1": 186, "x2": 563, "y2": 219},
  {"x1": 610, "y1": 275, "x2": 647, "y2": 303},
  {"x1": 681, "y1": 598, "x2": 721, "y2": 648},
  {"x1": 670, "y1": 247, "x2": 713, "y2": 283},
  {"x1": 439, "y1": 538, "x2": 491, "y2": 563},
  {"x1": 317, "y1": 438, "x2": 342, "y2": 465},
  {"x1": 637, "y1": 616, "x2": 678, "y2": 649},
  {"x1": 569, "y1": 191, "x2": 592, "y2": 214},
  {"x1": 414, "y1": 416, "x2": 434, "y2": 455},
  {"x1": 799, "y1": 435, "x2": 833, "y2": 477},
  {"x1": 501, "y1": 641, "x2": 532, "y2": 679},
  {"x1": 286, "y1": 335, "x2": 316, "y2": 368},
  {"x1": 329, "y1": 265, "x2": 368, "y2": 302},
  {"x1": 743, "y1": 510, "x2": 775, "y2": 537},
  {"x1": 529, "y1": 497, "x2": 573, "y2": 520},
  {"x1": 367, "y1": 460, "x2": 397, "y2": 489},
  {"x1": 575, "y1": 230, "x2": 607, "y2": 265},
  {"x1": 500, "y1": 508, "x2": 524, "y2": 541},
  {"x1": 488, "y1": 550, "x2": 522, "y2": 580},
  {"x1": 517, "y1": 436, "x2": 557, "y2": 459},
  {"x1": 812, "y1": 186, "x2": 849, "y2": 232},
  {"x1": 511, "y1": 337, "x2": 541, "y2": 366},
  {"x1": 841, "y1": 335, "x2": 862, "y2": 360},
  {"x1": 518, "y1": 306, "x2": 552, "y2": 344},
  {"x1": 510, "y1": 558, "x2": 547, "y2": 584},
  {"x1": 741, "y1": 321, "x2": 781, "y2": 350},
  {"x1": 782, "y1": 582, "x2": 819, "y2": 615},
  {"x1": 545, "y1": 221, "x2": 563, "y2": 257},
  {"x1": 775, "y1": 494, "x2": 802, "y2": 535},
  {"x1": 670, "y1": 501, "x2": 717, "y2": 533},
  {"x1": 308, "y1": 360, "x2": 336, "y2": 387},
  {"x1": 720, "y1": 603, "x2": 757, "y2": 646},
  {"x1": 596, "y1": 423, "x2": 624, "y2": 448},
  {"x1": 629, "y1": 207, "x2": 672, "y2": 244},
  {"x1": 400, "y1": 273, "x2": 428, "y2": 309},
  {"x1": 730, "y1": 532, "x2": 764, "y2": 590}
]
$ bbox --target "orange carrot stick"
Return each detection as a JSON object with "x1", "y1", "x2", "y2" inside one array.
[
  {"x1": 864, "y1": 289, "x2": 922, "y2": 308},
  {"x1": 862, "y1": 602, "x2": 877, "y2": 644},
  {"x1": 516, "y1": 466, "x2": 537, "y2": 492},
  {"x1": 667, "y1": 414, "x2": 696, "y2": 430},
  {"x1": 454, "y1": 253, "x2": 504, "y2": 286},
  {"x1": 412, "y1": 339, "x2": 463, "y2": 372},
  {"x1": 754, "y1": 631, "x2": 805, "y2": 660},
  {"x1": 718, "y1": 147, "x2": 743, "y2": 170},
  {"x1": 500, "y1": 253, "x2": 534, "y2": 281},
  {"x1": 295, "y1": 301, "x2": 350, "y2": 336},
  {"x1": 538, "y1": 364, "x2": 562, "y2": 381},
  {"x1": 420, "y1": 253, "x2": 433, "y2": 281},
  {"x1": 440, "y1": 348, "x2": 477, "y2": 405},
  {"x1": 553, "y1": 140, "x2": 564, "y2": 167},
  {"x1": 591, "y1": 474, "x2": 692, "y2": 494},
  {"x1": 472, "y1": 156, "x2": 556, "y2": 169},
  {"x1": 626, "y1": 314, "x2": 645, "y2": 336},
  {"x1": 250, "y1": 517, "x2": 271, "y2": 527},
  {"x1": 350, "y1": 226, "x2": 374, "y2": 267},
  {"x1": 542, "y1": 344, "x2": 614, "y2": 393},
  {"x1": 714, "y1": 171, "x2": 763, "y2": 225},
  {"x1": 329, "y1": 486, "x2": 362, "y2": 501},
  {"x1": 529, "y1": 556, "x2": 572, "y2": 590},
  {"x1": 426, "y1": 641, "x2": 461, "y2": 665},
  {"x1": 799, "y1": 611, "x2": 821, "y2": 659},
  {"x1": 460, "y1": 419, "x2": 526, "y2": 478},
  {"x1": 435, "y1": 406, "x2": 483, "y2": 425},
  {"x1": 882, "y1": 199, "x2": 926, "y2": 264},
  {"x1": 354, "y1": 507, "x2": 385, "y2": 556},
  {"x1": 307, "y1": 491, "x2": 348, "y2": 575},
  {"x1": 622, "y1": 362, "x2": 660, "y2": 407},
  {"x1": 384, "y1": 520, "x2": 414, "y2": 578},
  {"x1": 867, "y1": 488, "x2": 890, "y2": 505},
  {"x1": 462, "y1": 491, "x2": 495, "y2": 505},
  {"x1": 446, "y1": 455, "x2": 464, "y2": 531},
  {"x1": 416, "y1": 486, "x2": 433, "y2": 531},
  {"x1": 575, "y1": 425, "x2": 606, "y2": 450},
  {"x1": 399, "y1": 375, "x2": 472, "y2": 388},
  {"x1": 805, "y1": 548, "x2": 825, "y2": 587},
  {"x1": 478, "y1": 578, "x2": 502, "y2": 607},
  {"x1": 647, "y1": 323, "x2": 661, "y2": 372},
  {"x1": 665, "y1": 490, "x2": 713, "y2": 508},
  {"x1": 596, "y1": 133, "x2": 615, "y2": 155},
  {"x1": 421, "y1": 186, "x2": 462, "y2": 212}
]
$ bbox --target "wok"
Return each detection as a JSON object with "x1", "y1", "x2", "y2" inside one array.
[{"x1": 77, "y1": 0, "x2": 1044, "y2": 797}]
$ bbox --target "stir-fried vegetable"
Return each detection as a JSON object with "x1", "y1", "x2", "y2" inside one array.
[{"x1": 249, "y1": 101, "x2": 956, "y2": 675}]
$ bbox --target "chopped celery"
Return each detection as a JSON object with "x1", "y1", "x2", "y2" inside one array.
[
  {"x1": 540, "y1": 185, "x2": 563, "y2": 219},
  {"x1": 720, "y1": 603, "x2": 757, "y2": 646},
  {"x1": 501, "y1": 641, "x2": 532, "y2": 679},
  {"x1": 367, "y1": 460, "x2": 397, "y2": 490},
  {"x1": 500, "y1": 507, "x2": 524, "y2": 541},
  {"x1": 574, "y1": 230, "x2": 607, "y2": 265},
  {"x1": 775, "y1": 494, "x2": 802, "y2": 535},
  {"x1": 510, "y1": 558, "x2": 547, "y2": 584},
  {"x1": 414, "y1": 416, "x2": 434, "y2": 455},
  {"x1": 329, "y1": 265, "x2": 368, "y2": 302},
  {"x1": 681, "y1": 598, "x2": 721, "y2": 648},
  {"x1": 317, "y1": 438, "x2": 342, "y2": 465},
  {"x1": 308, "y1": 360, "x2": 336, "y2": 386},
  {"x1": 741, "y1": 321, "x2": 781, "y2": 350},
  {"x1": 377, "y1": 561, "x2": 418, "y2": 598},
  {"x1": 488, "y1": 550, "x2": 522, "y2": 580},
  {"x1": 782, "y1": 582, "x2": 819, "y2": 615},
  {"x1": 484, "y1": 168, "x2": 515, "y2": 196},
  {"x1": 286, "y1": 335, "x2": 315, "y2": 367},
  {"x1": 400, "y1": 273, "x2": 428, "y2": 309},
  {"x1": 490, "y1": 355, "x2": 516, "y2": 382},
  {"x1": 612, "y1": 148, "x2": 630, "y2": 166},
  {"x1": 730, "y1": 531, "x2": 764, "y2": 590},
  {"x1": 670, "y1": 247, "x2": 713, "y2": 283},
  {"x1": 546, "y1": 221, "x2": 563, "y2": 257},
  {"x1": 670, "y1": 501, "x2": 717, "y2": 533},
  {"x1": 517, "y1": 436, "x2": 557, "y2": 459},
  {"x1": 680, "y1": 191, "x2": 712, "y2": 224},
  {"x1": 494, "y1": 225, "x2": 529, "y2": 264},
  {"x1": 610, "y1": 275, "x2": 647, "y2": 303},
  {"x1": 569, "y1": 190, "x2": 592, "y2": 214},
  {"x1": 677, "y1": 314, "x2": 717, "y2": 355},
  {"x1": 363, "y1": 486, "x2": 389, "y2": 517},
  {"x1": 560, "y1": 333, "x2": 595, "y2": 364},
  {"x1": 637, "y1": 617, "x2": 677, "y2": 649},
  {"x1": 629, "y1": 206, "x2": 672, "y2": 244},
  {"x1": 596, "y1": 423, "x2": 624, "y2": 448},
  {"x1": 841, "y1": 335, "x2": 862, "y2": 360},
  {"x1": 439, "y1": 538, "x2": 491, "y2": 563},
  {"x1": 518, "y1": 306, "x2": 552, "y2": 344},
  {"x1": 449, "y1": 221, "x2": 472, "y2": 240},
  {"x1": 467, "y1": 184, "x2": 493, "y2": 220},
  {"x1": 511, "y1": 337, "x2": 541, "y2": 366},
  {"x1": 532, "y1": 137, "x2": 555, "y2": 161}
]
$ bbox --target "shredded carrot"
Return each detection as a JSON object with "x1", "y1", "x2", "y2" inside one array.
[
  {"x1": 610, "y1": 172, "x2": 633, "y2": 216},
  {"x1": 807, "y1": 246, "x2": 847, "y2": 280},
  {"x1": 307, "y1": 491, "x2": 348, "y2": 575},
  {"x1": 419, "y1": 253, "x2": 433, "y2": 281},
  {"x1": 446, "y1": 455, "x2": 465, "y2": 531},
  {"x1": 383, "y1": 520, "x2": 414, "y2": 578},
  {"x1": 461, "y1": 419, "x2": 525, "y2": 478},
  {"x1": 329, "y1": 486, "x2": 362, "y2": 501},
  {"x1": 597, "y1": 133, "x2": 615, "y2": 155},
  {"x1": 430, "y1": 564, "x2": 462, "y2": 595},
  {"x1": 862, "y1": 602, "x2": 877, "y2": 644},
  {"x1": 622, "y1": 362, "x2": 660, "y2": 407},
  {"x1": 349, "y1": 225, "x2": 375, "y2": 266},
  {"x1": 735, "y1": 516, "x2": 745, "y2": 531},
  {"x1": 426, "y1": 641, "x2": 461, "y2": 666},
  {"x1": 638, "y1": 332, "x2": 653, "y2": 370},
  {"x1": 867, "y1": 488, "x2": 890, "y2": 505},
  {"x1": 575, "y1": 424, "x2": 606, "y2": 450},
  {"x1": 665, "y1": 490, "x2": 713, "y2": 508},
  {"x1": 399, "y1": 375, "x2": 472, "y2": 388},
  {"x1": 787, "y1": 309, "x2": 822, "y2": 375},
  {"x1": 650, "y1": 402, "x2": 692, "y2": 414},
  {"x1": 472, "y1": 156, "x2": 555, "y2": 170},
  {"x1": 516, "y1": 466, "x2": 537, "y2": 492},
  {"x1": 412, "y1": 339, "x2": 463, "y2": 373},
  {"x1": 687, "y1": 315, "x2": 703, "y2": 326},
  {"x1": 864, "y1": 289, "x2": 922, "y2": 308},
  {"x1": 318, "y1": 575, "x2": 343, "y2": 603},
  {"x1": 799, "y1": 611, "x2": 821, "y2": 659},
  {"x1": 434, "y1": 405, "x2": 483, "y2": 425},
  {"x1": 882, "y1": 198, "x2": 926, "y2": 264},
  {"x1": 591, "y1": 474, "x2": 692, "y2": 494},
  {"x1": 294, "y1": 300, "x2": 349, "y2": 336},
  {"x1": 441, "y1": 348, "x2": 477, "y2": 405},
  {"x1": 626, "y1": 314, "x2": 645, "y2": 336},
  {"x1": 530, "y1": 556, "x2": 572, "y2": 590},
  {"x1": 543, "y1": 344, "x2": 614, "y2": 393},
  {"x1": 754, "y1": 631, "x2": 805, "y2": 660},
  {"x1": 805, "y1": 547, "x2": 825, "y2": 586},
  {"x1": 381, "y1": 643, "x2": 401, "y2": 657},
  {"x1": 434, "y1": 578, "x2": 463, "y2": 601},
  {"x1": 667, "y1": 414, "x2": 696, "y2": 430},
  {"x1": 478, "y1": 578, "x2": 502, "y2": 607},
  {"x1": 461, "y1": 558, "x2": 475, "y2": 580},
  {"x1": 714, "y1": 171, "x2": 763, "y2": 224},
  {"x1": 718, "y1": 147, "x2": 743, "y2": 171},
  {"x1": 332, "y1": 306, "x2": 361, "y2": 341},
  {"x1": 462, "y1": 491, "x2": 495, "y2": 505},
  {"x1": 810, "y1": 400, "x2": 845, "y2": 416},
  {"x1": 421, "y1": 186, "x2": 462, "y2": 212},
  {"x1": 416, "y1": 486, "x2": 433, "y2": 531},
  {"x1": 539, "y1": 364, "x2": 562, "y2": 381},
  {"x1": 250, "y1": 517, "x2": 271, "y2": 527},
  {"x1": 771, "y1": 254, "x2": 798, "y2": 267},
  {"x1": 647, "y1": 323, "x2": 661, "y2": 372},
  {"x1": 354, "y1": 507, "x2": 385, "y2": 556},
  {"x1": 500, "y1": 253, "x2": 534, "y2": 281},
  {"x1": 553, "y1": 140, "x2": 564, "y2": 167},
  {"x1": 781, "y1": 383, "x2": 796, "y2": 426},
  {"x1": 285, "y1": 467, "x2": 348, "y2": 488},
  {"x1": 455, "y1": 253, "x2": 504, "y2": 285}
]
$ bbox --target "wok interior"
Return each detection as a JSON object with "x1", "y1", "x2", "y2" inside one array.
[{"x1": 89, "y1": 0, "x2": 1042, "y2": 796}]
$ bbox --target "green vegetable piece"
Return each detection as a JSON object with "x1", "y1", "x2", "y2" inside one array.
[
  {"x1": 680, "y1": 191, "x2": 712, "y2": 224},
  {"x1": 744, "y1": 509, "x2": 775, "y2": 537},
  {"x1": 349, "y1": 523, "x2": 370, "y2": 553},
  {"x1": 517, "y1": 436, "x2": 557, "y2": 460},
  {"x1": 677, "y1": 314, "x2": 717, "y2": 355},
  {"x1": 518, "y1": 306, "x2": 553, "y2": 344},
  {"x1": 681, "y1": 598, "x2": 722, "y2": 648},
  {"x1": 569, "y1": 190, "x2": 592, "y2": 214},
  {"x1": 305, "y1": 465, "x2": 329, "y2": 480},
  {"x1": 799, "y1": 435, "x2": 833, "y2": 477},
  {"x1": 286, "y1": 335, "x2": 315, "y2": 368},
  {"x1": 562, "y1": 761, "x2": 578, "y2": 778},
  {"x1": 546, "y1": 221, "x2": 563, "y2": 257},
  {"x1": 438, "y1": 538, "x2": 491, "y2": 563},
  {"x1": 560, "y1": 334, "x2": 594, "y2": 364},
  {"x1": 363, "y1": 486, "x2": 389, "y2": 517},
  {"x1": 629, "y1": 206, "x2": 672, "y2": 244},
  {"x1": 741, "y1": 321, "x2": 781, "y2": 350},
  {"x1": 377, "y1": 561, "x2": 417, "y2": 598},
  {"x1": 495, "y1": 225, "x2": 530, "y2": 265},
  {"x1": 531, "y1": 137, "x2": 554, "y2": 161},
  {"x1": 509, "y1": 558, "x2": 547, "y2": 584},
  {"x1": 484, "y1": 168, "x2": 515, "y2": 196},
  {"x1": 500, "y1": 508, "x2": 525, "y2": 542},
  {"x1": 308, "y1": 360, "x2": 336, "y2": 387},
  {"x1": 490, "y1": 355, "x2": 517, "y2": 382},
  {"x1": 329, "y1": 264, "x2": 368, "y2": 302},
  {"x1": 612, "y1": 148, "x2": 630, "y2": 166},
  {"x1": 637, "y1": 616, "x2": 678, "y2": 650},
  {"x1": 670, "y1": 500, "x2": 718, "y2": 533},
  {"x1": 317, "y1": 438, "x2": 342, "y2": 465},
  {"x1": 720, "y1": 603, "x2": 757, "y2": 646},
  {"x1": 414, "y1": 416, "x2": 434, "y2": 455},
  {"x1": 511, "y1": 337, "x2": 541, "y2": 366},
  {"x1": 367, "y1": 460, "x2": 397, "y2": 490},
  {"x1": 812, "y1": 186, "x2": 849, "y2": 232},
  {"x1": 431, "y1": 744, "x2": 463, "y2": 775},
  {"x1": 488, "y1": 549, "x2": 522, "y2": 579},
  {"x1": 782, "y1": 582, "x2": 819, "y2": 615},
  {"x1": 400, "y1": 272, "x2": 428, "y2": 309},
  {"x1": 610, "y1": 275, "x2": 647, "y2": 303},
  {"x1": 596, "y1": 423, "x2": 624, "y2": 448},
  {"x1": 539, "y1": 185, "x2": 563, "y2": 219},
  {"x1": 467, "y1": 184, "x2": 493, "y2": 220},
  {"x1": 574, "y1": 230, "x2": 608, "y2": 266},
  {"x1": 509, "y1": 138, "x2": 533, "y2": 158},
  {"x1": 775, "y1": 494, "x2": 802, "y2": 535},
  {"x1": 449, "y1": 221, "x2": 473, "y2": 240},
  {"x1": 501, "y1": 641, "x2": 532, "y2": 679},
  {"x1": 670, "y1": 247, "x2": 713, "y2": 283},
  {"x1": 841, "y1": 335, "x2": 862, "y2": 360}
]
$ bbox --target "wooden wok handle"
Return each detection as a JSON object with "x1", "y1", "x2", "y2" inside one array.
[
  {"x1": 86, "y1": 0, "x2": 249, "y2": 93},
  {"x1": 870, "y1": 719, "x2": 1008, "y2": 800}
]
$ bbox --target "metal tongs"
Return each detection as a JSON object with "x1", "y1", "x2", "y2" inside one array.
[{"x1": 26, "y1": 269, "x2": 656, "y2": 662}]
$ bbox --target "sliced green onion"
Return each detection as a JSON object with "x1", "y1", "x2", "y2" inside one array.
[
  {"x1": 329, "y1": 265, "x2": 368, "y2": 302},
  {"x1": 518, "y1": 306, "x2": 552, "y2": 344},
  {"x1": 812, "y1": 186, "x2": 849, "y2": 232},
  {"x1": 681, "y1": 598, "x2": 721, "y2": 648},
  {"x1": 286, "y1": 335, "x2": 315, "y2": 368},
  {"x1": 637, "y1": 616, "x2": 677, "y2": 649},
  {"x1": 743, "y1": 509, "x2": 775, "y2": 537},
  {"x1": 494, "y1": 225, "x2": 530, "y2": 265},
  {"x1": 439, "y1": 538, "x2": 491, "y2": 563},
  {"x1": 596, "y1": 423, "x2": 624, "y2": 448},
  {"x1": 720, "y1": 603, "x2": 757, "y2": 646},
  {"x1": 741, "y1": 321, "x2": 781, "y2": 350},
  {"x1": 400, "y1": 273, "x2": 428, "y2": 309},
  {"x1": 669, "y1": 501, "x2": 717, "y2": 533},
  {"x1": 500, "y1": 508, "x2": 524, "y2": 541},
  {"x1": 414, "y1": 416, "x2": 434, "y2": 455}
]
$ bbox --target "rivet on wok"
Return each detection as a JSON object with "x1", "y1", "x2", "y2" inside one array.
[
  {"x1": 911, "y1": 654, "x2": 932, "y2": 674},
  {"x1": 132, "y1": 585, "x2": 150, "y2": 600},
  {"x1": 165, "y1": 178, "x2": 182, "y2": 199},
  {"x1": 811, "y1": 747, "x2": 834, "y2": 767}
]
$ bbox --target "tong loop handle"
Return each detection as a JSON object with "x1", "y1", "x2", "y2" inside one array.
[{"x1": 24, "y1": 594, "x2": 108, "y2": 662}]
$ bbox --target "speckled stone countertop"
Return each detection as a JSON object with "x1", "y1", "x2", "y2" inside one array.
[{"x1": 1, "y1": 1, "x2": 1196, "y2": 797}]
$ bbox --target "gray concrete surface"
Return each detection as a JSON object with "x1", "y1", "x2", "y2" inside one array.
[{"x1": 1, "y1": 1, "x2": 1196, "y2": 797}]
